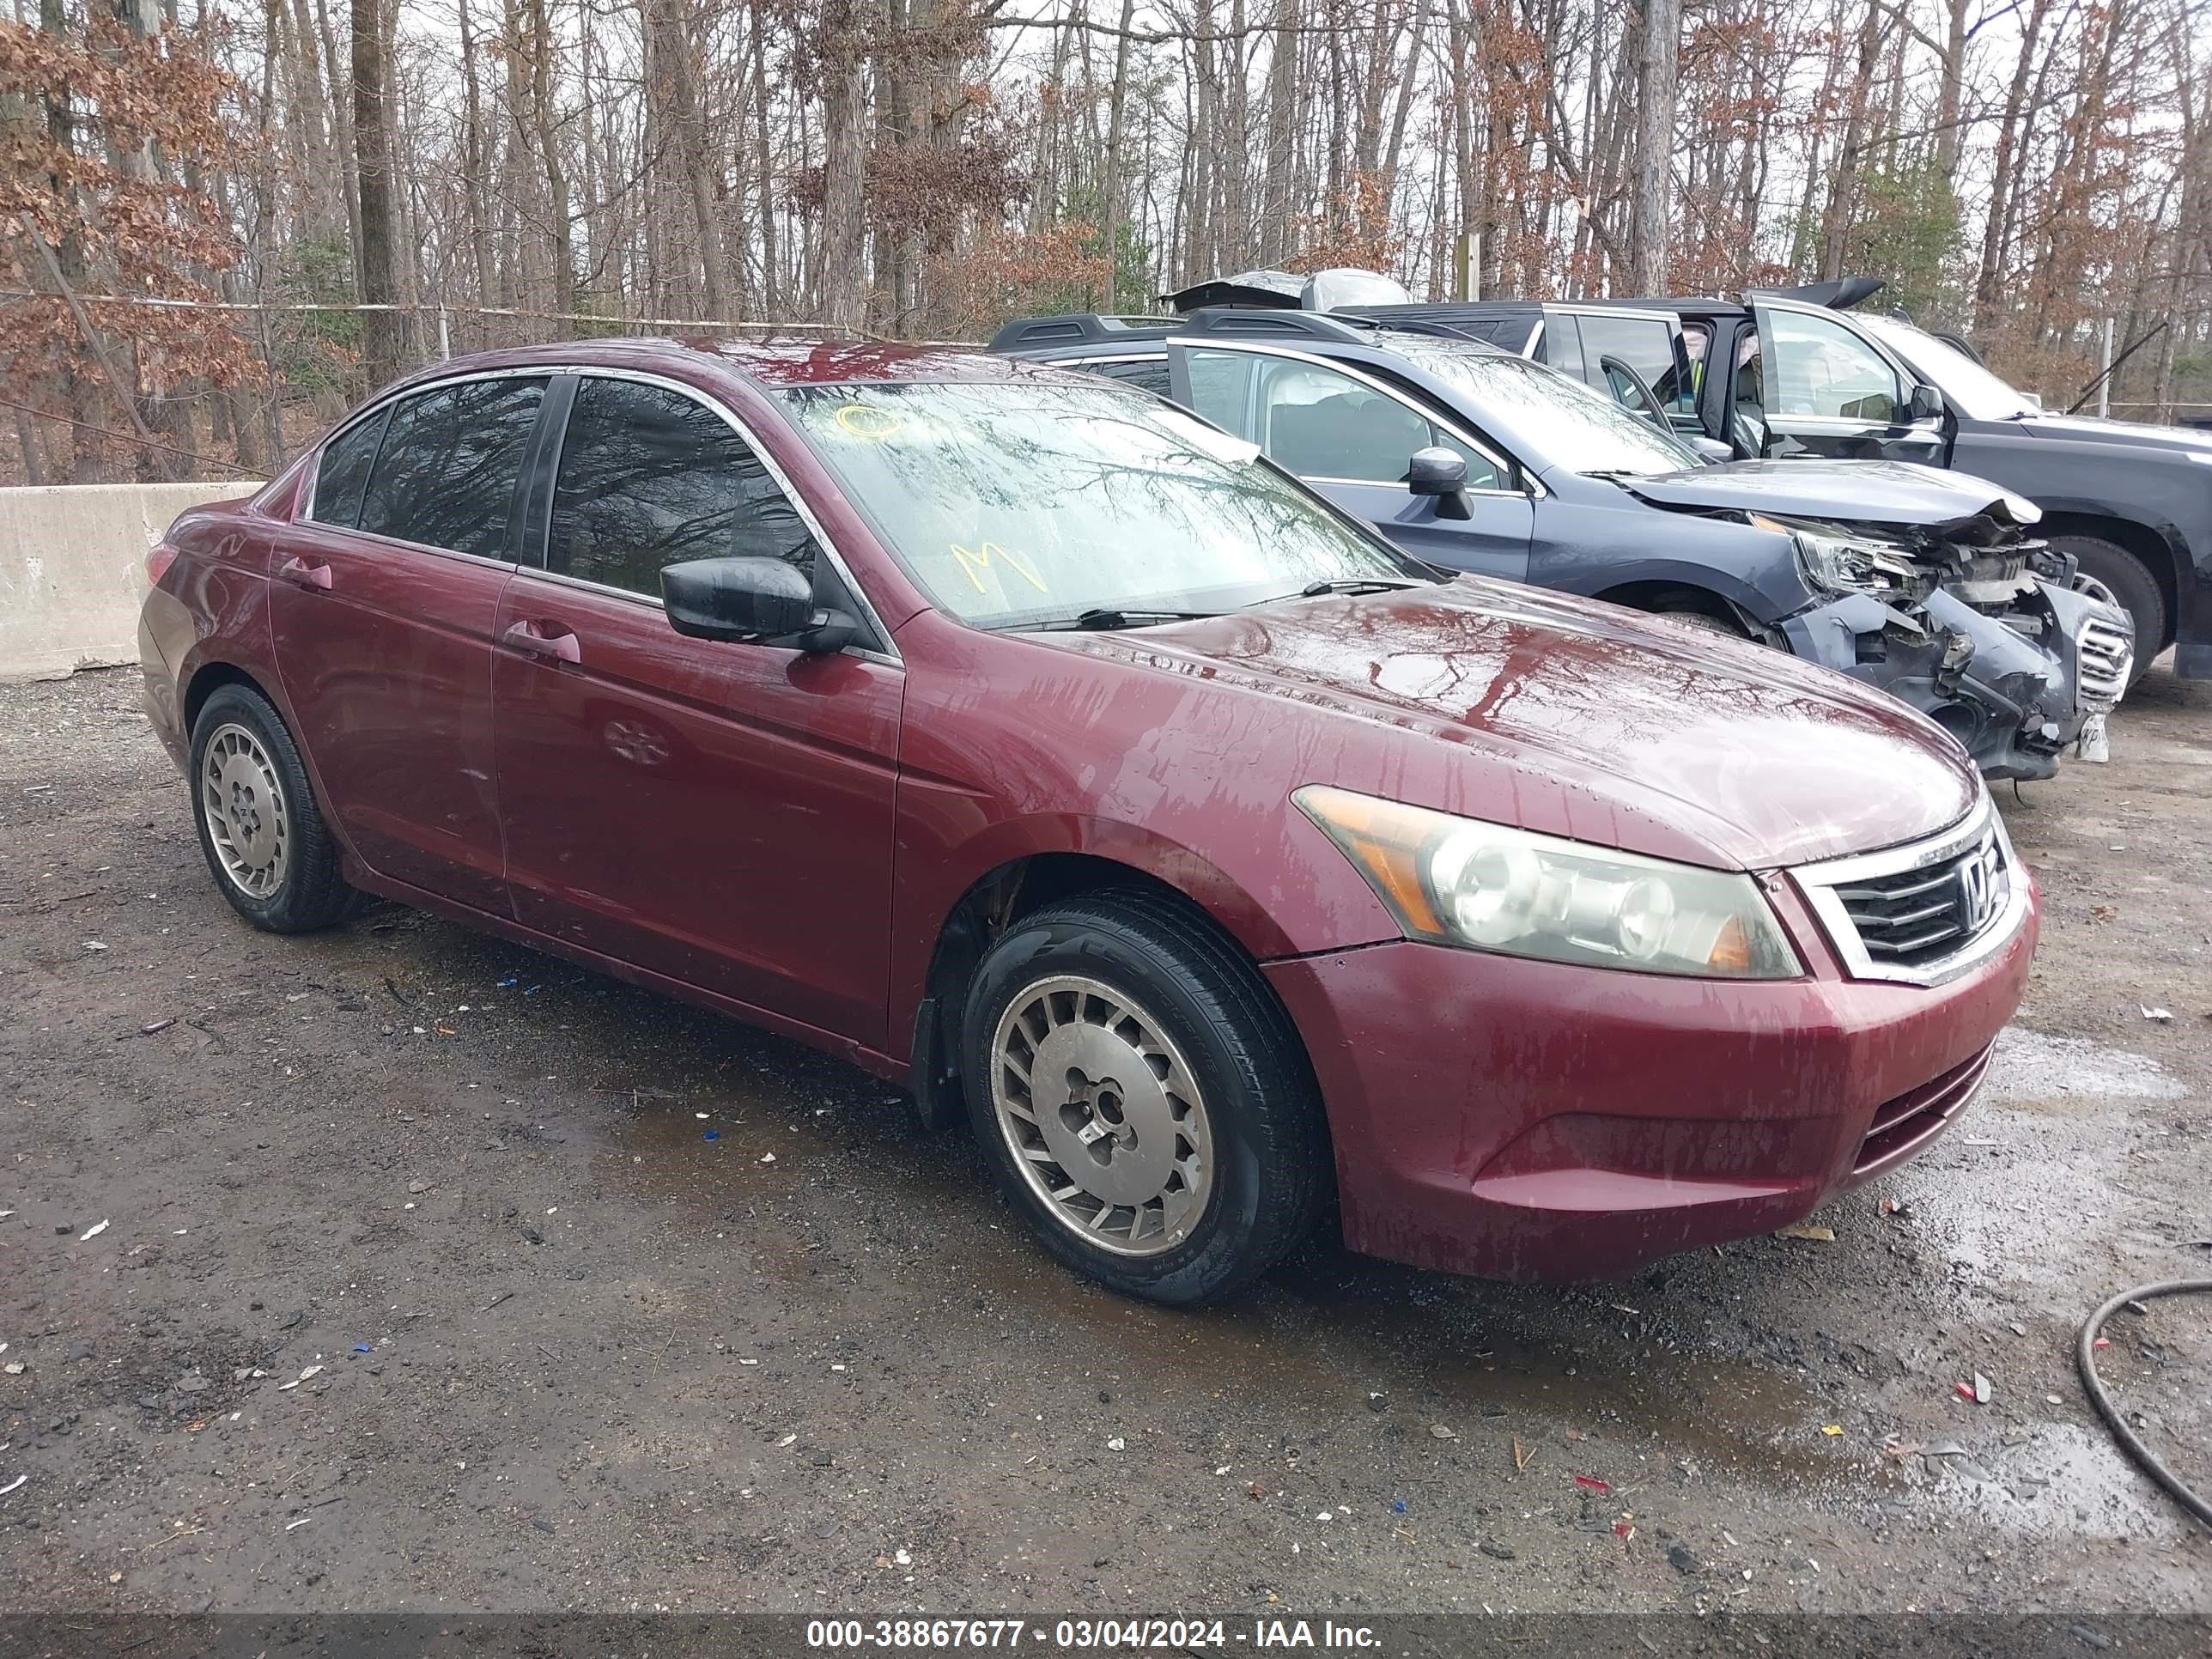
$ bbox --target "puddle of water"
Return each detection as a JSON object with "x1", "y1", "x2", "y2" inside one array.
[
  {"x1": 1984, "y1": 1026, "x2": 2190, "y2": 1103},
  {"x1": 1911, "y1": 1420, "x2": 2184, "y2": 1541}
]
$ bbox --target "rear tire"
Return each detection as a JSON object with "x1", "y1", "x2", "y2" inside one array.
[
  {"x1": 189, "y1": 684, "x2": 359, "y2": 933},
  {"x1": 960, "y1": 889, "x2": 1328, "y2": 1306},
  {"x1": 2051, "y1": 534, "x2": 2165, "y2": 684}
]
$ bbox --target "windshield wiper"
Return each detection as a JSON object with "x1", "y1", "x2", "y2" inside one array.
[
  {"x1": 1027, "y1": 606, "x2": 1221, "y2": 632},
  {"x1": 1234, "y1": 577, "x2": 1426, "y2": 611},
  {"x1": 1297, "y1": 577, "x2": 1424, "y2": 597}
]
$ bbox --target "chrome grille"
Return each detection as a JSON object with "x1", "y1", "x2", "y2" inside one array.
[
  {"x1": 1791, "y1": 802, "x2": 2027, "y2": 985},
  {"x1": 2076, "y1": 617, "x2": 2133, "y2": 709}
]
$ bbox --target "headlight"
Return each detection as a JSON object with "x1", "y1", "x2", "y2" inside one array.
[
  {"x1": 1753, "y1": 514, "x2": 1920, "y2": 598},
  {"x1": 1293, "y1": 787, "x2": 1802, "y2": 979}
]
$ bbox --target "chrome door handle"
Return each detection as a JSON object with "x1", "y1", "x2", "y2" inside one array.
[
  {"x1": 277, "y1": 556, "x2": 332, "y2": 591},
  {"x1": 501, "y1": 620, "x2": 581, "y2": 664}
]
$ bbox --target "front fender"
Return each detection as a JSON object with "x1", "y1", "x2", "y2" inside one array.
[{"x1": 884, "y1": 799, "x2": 1400, "y2": 1079}]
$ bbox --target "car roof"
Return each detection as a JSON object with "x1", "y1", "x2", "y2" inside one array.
[
  {"x1": 1344, "y1": 304, "x2": 1541, "y2": 352},
  {"x1": 994, "y1": 307, "x2": 1523, "y2": 362},
  {"x1": 381, "y1": 337, "x2": 1054, "y2": 394}
]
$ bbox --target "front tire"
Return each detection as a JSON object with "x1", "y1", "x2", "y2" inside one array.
[
  {"x1": 960, "y1": 890, "x2": 1328, "y2": 1306},
  {"x1": 189, "y1": 684, "x2": 359, "y2": 933},
  {"x1": 1656, "y1": 605, "x2": 1747, "y2": 638},
  {"x1": 2051, "y1": 534, "x2": 2166, "y2": 684}
]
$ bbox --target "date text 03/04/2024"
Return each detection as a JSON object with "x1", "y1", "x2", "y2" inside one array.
[{"x1": 804, "y1": 1618, "x2": 1382, "y2": 1649}]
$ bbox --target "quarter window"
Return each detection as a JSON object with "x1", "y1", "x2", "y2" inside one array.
[
  {"x1": 1182, "y1": 349, "x2": 1504, "y2": 490},
  {"x1": 308, "y1": 409, "x2": 386, "y2": 529},
  {"x1": 356, "y1": 377, "x2": 547, "y2": 558},
  {"x1": 1761, "y1": 309, "x2": 1903, "y2": 422},
  {"x1": 548, "y1": 377, "x2": 817, "y2": 597}
]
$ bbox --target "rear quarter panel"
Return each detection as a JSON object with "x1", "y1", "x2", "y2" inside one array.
[{"x1": 143, "y1": 479, "x2": 299, "y2": 757}]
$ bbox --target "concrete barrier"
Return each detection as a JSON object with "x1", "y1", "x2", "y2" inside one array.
[{"x1": 0, "y1": 480, "x2": 261, "y2": 682}]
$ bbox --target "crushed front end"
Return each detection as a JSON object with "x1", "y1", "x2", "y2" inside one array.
[{"x1": 1766, "y1": 504, "x2": 2133, "y2": 781}]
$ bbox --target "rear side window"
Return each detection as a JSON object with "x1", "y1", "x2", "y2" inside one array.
[
  {"x1": 547, "y1": 377, "x2": 817, "y2": 597},
  {"x1": 1075, "y1": 358, "x2": 1172, "y2": 398},
  {"x1": 357, "y1": 377, "x2": 546, "y2": 558},
  {"x1": 307, "y1": 409, "x2": 386, "y2": 528}
]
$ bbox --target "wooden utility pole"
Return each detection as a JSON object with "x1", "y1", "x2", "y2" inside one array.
[
  {"x1": 351, "y1": 0, "x2": 411, "y2": 384},
  {"x1": 1630, "y1": 0, "x2": 1677, "y2": 292}
]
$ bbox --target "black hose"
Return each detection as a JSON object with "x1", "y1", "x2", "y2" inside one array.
[{"x1": 2076, "y1": 1278, "x2": 2212, "y2": 1528}]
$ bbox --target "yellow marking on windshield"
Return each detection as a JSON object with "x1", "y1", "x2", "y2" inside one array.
[
  {"x1": 833, "y1": 403, "x2": 904, "y2": 441},
  {"x1": 951, "y1": 541, "x2": 1048, "y2": 594}
]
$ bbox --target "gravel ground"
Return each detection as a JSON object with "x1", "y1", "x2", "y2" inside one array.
[{"x1": 0, "y1": 662, "x2": 2207, "y2": 1620}]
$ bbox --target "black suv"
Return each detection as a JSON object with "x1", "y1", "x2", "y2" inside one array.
[{"x1": 1602, "y1": 283, "x2": 2210, "y2": 685}]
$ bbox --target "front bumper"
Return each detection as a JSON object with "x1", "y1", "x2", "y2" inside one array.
[
  {"x1": 1783, "y1": 588, "x2": 2104, "y2": 781},
  {"x1": 1264, "y1": 877, "x2": 2037, "y2": 1282}
]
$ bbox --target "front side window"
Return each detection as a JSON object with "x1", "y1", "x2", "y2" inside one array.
[
  {"x1": 357, "y1": 376, "x2": 547, "y2": 558},
  {"x1": 308, "y1": 408, "x2": 386, "y2": 528},
  {"x1": 1387, "y1": 339, "x2": 1703, "y2": 477},
  {"x1": 774, "y1": 378, "x2": 1429, "y2": 631},
  {"x1": 1759, "y1": 308, "x2": 1903, "y2": 422},
  {"x1": 1184, "y1": 349, "x2": 1504, "y2": 489},
  {"x1": 548, "y1": 377, "x2": 817, "y2": 596}
]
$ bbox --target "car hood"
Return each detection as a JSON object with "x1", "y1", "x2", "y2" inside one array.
[
  {"x1": 1042, "y1": 581, "x2": 1980, "y2": 871},
  {"x1": 1620, "y1": 459, "x2": 2036, "y2": 532},
  {"x1": 2011, "y1": 411, "x2": 2212, "y2": 457}
]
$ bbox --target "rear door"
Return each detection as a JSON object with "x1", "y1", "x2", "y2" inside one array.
[
  {"x1": 1743, "y1": 299, "x2": 1945, "y2": 463},
  {"x1": 1554, "y1": 307, "x2": 1700, "y2": 433},
  {"x1": 270, "y1": 372, "x2": 547, "y2": 913},
  {"x1": 489, "y1": 370, "x2": 903, "y2": 1045},
  {"x1": 1167, "y1": 341, "x2": 1534, "y2": 583}
]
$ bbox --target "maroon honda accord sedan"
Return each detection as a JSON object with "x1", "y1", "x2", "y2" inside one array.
[{"x1": 138, "y1": 341, "x2": 2036, "y2": 1304}]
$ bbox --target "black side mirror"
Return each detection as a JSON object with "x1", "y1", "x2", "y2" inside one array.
[
  {"x1": 1408, "y1": 446, "x2": 1474, "y2": 520},
  {"x1": 661, "y1": 556, "x2": 856, "y2": 653},
  {"x1": 1906, "y1": 383, "x2": 1944, "y2": 422}
]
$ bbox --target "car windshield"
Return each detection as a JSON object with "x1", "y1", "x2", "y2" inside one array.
[
  {"x1": 1382, "y1": 338, "x2": 1704, "y2": 477},
  {"x1": 774, "y1": 378, "x2": 1429, "y2": 629},
  {"x1": 1853, "y1": 313, "x2": 2033, "y2": 421}
]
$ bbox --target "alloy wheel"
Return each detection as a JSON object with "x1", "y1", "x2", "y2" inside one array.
[
  {"x1": 990, "y1": 974, "x2": 1215, "y2": 1258},
  {"x1": 200, "y1": 722, "x2": 292, "y2": 898}
]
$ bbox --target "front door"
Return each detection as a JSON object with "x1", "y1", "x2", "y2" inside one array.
[
  {"x1": 1169, "y1": 342, "x2": 1534, "y2": 583},
  {"x1": 1742, "y1": 301, "x2": 1945, "y2": 464},
  {"x1": 269, "y1": 373, "x2": 547, "y2": 913},
  {"x1": 490, "y1": 372, "x2": 903, "y2": 1048}
]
